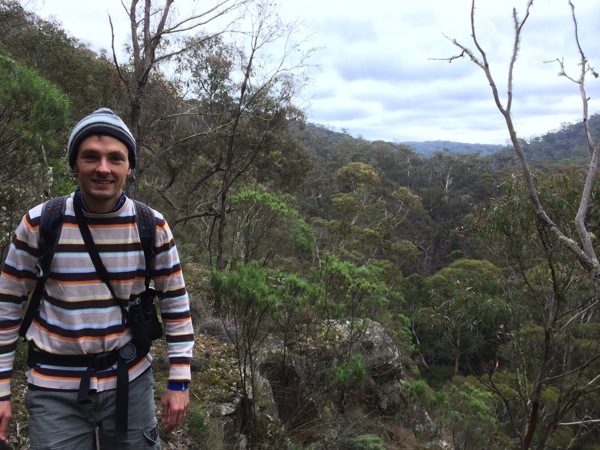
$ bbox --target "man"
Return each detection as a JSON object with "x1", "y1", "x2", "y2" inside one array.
[{"x1": 0, "y1": 108, "x2": 194, "y2": 448}]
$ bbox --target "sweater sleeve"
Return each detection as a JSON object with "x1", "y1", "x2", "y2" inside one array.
[
  {"x1": 0, "y1": 208, "x2": 42, "y2": 399},
  {"x1": 152, "y1": 214, "x2": 194, "y2": 383}
]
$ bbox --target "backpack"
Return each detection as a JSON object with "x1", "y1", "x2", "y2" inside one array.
[{"x1": 19, "y1": 195, "x2": 156, "y2": 338}]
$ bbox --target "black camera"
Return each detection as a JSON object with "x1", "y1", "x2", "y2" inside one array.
[{"x1": 127, "y1": 288, "x2": 163, "y2": 356}]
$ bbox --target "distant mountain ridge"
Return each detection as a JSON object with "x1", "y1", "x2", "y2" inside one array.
[
  {"x1": 400, "y1": 141, "x2": 505, "y2": 156},
  {"x1": 302, "y1": 113, "x2": 600, "y2": 161},
  {"x1": 300, "y1": 123, "x2": 506, "y2": 156}
]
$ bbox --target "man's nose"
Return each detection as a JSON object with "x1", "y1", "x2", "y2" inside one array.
[{"x1": 96, "y1": 158, "x2": 110, "y2": 172}]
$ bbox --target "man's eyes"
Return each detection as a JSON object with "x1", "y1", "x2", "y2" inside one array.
[{"x1": 81, "y1": 154, "x2": 125, "y2": 162}]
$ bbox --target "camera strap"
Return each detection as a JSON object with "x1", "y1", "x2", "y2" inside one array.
[
  {"x1": 73, "y1": 193, "x2": 132, "y2": 440},
  {"x1": 73, "y1": 195, "x2": 119, "y2": 302}
]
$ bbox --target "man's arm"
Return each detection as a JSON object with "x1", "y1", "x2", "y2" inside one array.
[
  {"x1": 0, "y1": 210, "x2": 42, "y2": 441},
  {"x1": 152, "y1": 214, "x2": 195, "y2": 428}
]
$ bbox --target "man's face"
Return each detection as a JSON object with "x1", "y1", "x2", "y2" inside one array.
[{"x1": 73, "y1": 135, "x2": 131, "y2": 213}]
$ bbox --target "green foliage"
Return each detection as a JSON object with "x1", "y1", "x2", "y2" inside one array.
[
  {"x1": 442, "y1": 376, "x2": 505, "y2": 449},
  {"x1": 210, "y1": 262, "x2": 280, "y2": 330},
  {"x1": 416, "y1": 258, "x2": 510, "y2": 372},
  {"x1": 328, "y1": 356, "x2": 367, "y2": 391},
  {"x1": 338, "y1": 433, "x2": 385, "y2": 450},
  {"x1": 402, "y1": 379, "x2": 438, "y2": 410},
  {"x1": 518, "y1": 115, "x2": 600, "y2": 166},
  {"x1": 313, "y1": 253, "x2": 388, "y2": 322},
  {"x1": 210, "y1": 262, "x2": 283, "y2": 443},
  {"x1": 0, "y1": 52, "x2": 69, "y2": 257},
  {"x1": 335, "y1": 162, "x2": 381, "y2": 192},
  {"x1": 0, "y1": 53, "x2": 69, "y2": 166},
  {"x1": 291, "y1": 218, "x2": 315, "y2": 258},
  {"x1": 186, "y1": 401, "x2": 210, "y2": 441},
  {"x1": 230, "y1": 187, "x2": 315, "y2": 267},
  {"x1": 0, "y1": 6, "x2": 122, "y2": 119},
  {"x1": 49, "y1": 158, "x2": 78, "y2": 197}
]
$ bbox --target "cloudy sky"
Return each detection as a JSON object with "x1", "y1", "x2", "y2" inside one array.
[{"x1": 33, "y1": 0, "x2": 600, "y2": 145}]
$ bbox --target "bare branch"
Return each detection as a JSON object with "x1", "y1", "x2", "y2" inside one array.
[
  {"x1": 448, "y1": 0, "x2": 599, "y2": 275},
  {"x1": 559, "y1": 418, "x2": 600, "y2": 426},
  {"x1": 430, "y1": 34, "x2": 483, "y2": 67},
  {"x1": 109, "y1": 14, "x2": 129, "y2": 91}
]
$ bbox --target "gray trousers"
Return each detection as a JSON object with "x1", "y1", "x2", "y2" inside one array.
[{"x1": 26, "y1": 368, "x2": 160, "y2": 449}]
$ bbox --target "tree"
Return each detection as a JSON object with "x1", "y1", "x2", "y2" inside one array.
[
  {"x1": 418, "y1": 259, "x2": 509, "y2": 375},
  {"x1": 0, "y1": 54, "x2": 69, "y2": 260},
  {"x1": 444, "y1": 3, "x2": 600, "y2": 446},
  {"x1": 229, "y1": 187, "x2": 314, "y2": 269},
  {"x1": 445, "y1": 0, "x2": 600, "y2": 278},
  {"x1": 113, "y1": 0, "x2": 249, "y2": 197},
  {"x1": 117, "y1": 1, "x2": 313, "y2": 295},
  {"x1": 0, "y1": 3, "x2": 123, "y2": 119},
  {"x1": 210, "y1": 262, "x2": 281, "y2": 445},
  {"x1": 465, "y1": 171, "x2": 600, "y2": 448}
]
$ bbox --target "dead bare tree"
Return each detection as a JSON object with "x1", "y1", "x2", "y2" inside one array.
[
  {"x1": 443, "y1": 0, "x2": 599, "y2": 277},
  {"x1": 441, "y1": 1, "x2": 600, "y2": 448}
]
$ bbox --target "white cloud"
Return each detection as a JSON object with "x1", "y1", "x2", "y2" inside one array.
[{"x1": 35, "y1": 0, "x2": 600, "y2": 145}]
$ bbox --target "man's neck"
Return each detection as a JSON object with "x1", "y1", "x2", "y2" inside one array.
[{"x1": 76, "y1": 190, "x2": 125, "y2": 214}]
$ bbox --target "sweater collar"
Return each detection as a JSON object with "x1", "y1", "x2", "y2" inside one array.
[{"x1": 75, "y1": 189, "x2": 127, "y2": 213}]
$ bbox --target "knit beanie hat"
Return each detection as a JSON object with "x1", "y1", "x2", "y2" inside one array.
[{"x1": 67, "y1": 108, "x2": 137, "y2": 169}]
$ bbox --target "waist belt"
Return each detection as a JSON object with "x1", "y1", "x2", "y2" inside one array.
[{"x1": 27, "y1": 342, "x2": 141, "y2": 440}]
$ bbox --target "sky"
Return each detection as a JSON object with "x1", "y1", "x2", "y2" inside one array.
[{"x1": 30, "y1": 0, "x2": 600, "y2": 145}]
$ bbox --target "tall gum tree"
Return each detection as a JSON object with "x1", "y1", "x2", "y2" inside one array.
[
  {"x1": 110, "y1": 0, "x2": 249, "y2": 197},
  {"x1": 111, "y1": 1, "x2": 313, "y2": 276},
  {"x1": 164, "y1": 0, "x2": 314, "y2": 275}
]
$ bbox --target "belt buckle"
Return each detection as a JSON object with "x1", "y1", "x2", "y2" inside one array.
[{"x1": 93, "y1": 351, "x2": 116, "y2": 371}]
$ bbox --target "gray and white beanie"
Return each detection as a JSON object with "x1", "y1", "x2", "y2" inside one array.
[{"x1": 67, "y1": 108, "x2": 137, "y2": 169}]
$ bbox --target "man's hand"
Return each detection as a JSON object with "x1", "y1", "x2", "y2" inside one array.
[
  {"x1": 0, "y1": 401, "x2": 11, "y2": 442},
  {"x1": 161, "y1": 389, "x2": 189, "y2": 432}
]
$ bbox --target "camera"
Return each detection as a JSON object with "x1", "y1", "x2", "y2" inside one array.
[{"x1": 127, "y1": 288, "x2": 162, "y2": 355}]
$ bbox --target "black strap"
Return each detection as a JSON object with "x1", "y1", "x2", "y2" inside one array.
[
  {"x1": 73, "y1": 196, "x2": 130, "y2": 439},
  {"x1": 22, "y1": 197, "x2": 156, "y2": 338},
  {"x1": 73, "y1": 197, "x2": 120, "y2": 301},
  {"x1": 19, "y1": 196, "x2": 67, "y2": 338},
  {"x1": 133, "y1": 200, "x2": 156, "y2": 290},
  {"x1": 20, "y1": 276, "x2": 49, "y2": 339},
  {"x1": 27, "y1": 341, "x2": 137, "y2": 440}
]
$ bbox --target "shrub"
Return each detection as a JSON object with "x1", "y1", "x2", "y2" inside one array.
[{"x1": 338, "y1": 434, "x2": 385, "y2": 450}]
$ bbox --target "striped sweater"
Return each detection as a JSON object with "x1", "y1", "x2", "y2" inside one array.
[{"x1": 0, "y1": 193, "x2": 194, "y2": 399}]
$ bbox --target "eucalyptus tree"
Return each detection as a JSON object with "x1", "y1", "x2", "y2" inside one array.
[
  {"x1": 417, "y1": 258, "x2": 510, "y2": 374},
  {"x1": 111, "y1": 0, "x2": 250, "y2": 197},
  {"x1": 445, "y1": 0, "x2": 599, "y2": 277},
  {"x1": 311, "y1": 161, "x2": 426, "y2": 280},
  {"x1": 467, "y1": 171, "x2": 600, "y2": 448},
  {"x1": 141, "y1": 1, "x2": 314, "y2": 274},
  {"x1": 229, "y1": 187, "x2": 314, "y2": 270}
]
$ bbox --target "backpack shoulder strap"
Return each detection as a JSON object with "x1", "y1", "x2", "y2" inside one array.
[
  {"x1": 133, "y1": 200, "x2": 156, "y2": 288},
  {"x1": 20, "y1": 195, "x2": 68, "y2": 338}
]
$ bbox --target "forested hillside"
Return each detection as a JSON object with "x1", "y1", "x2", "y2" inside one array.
[{"x1": 2, "y1": 1, "x2": 600, "y2": 449}]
